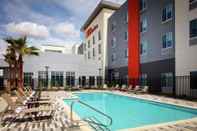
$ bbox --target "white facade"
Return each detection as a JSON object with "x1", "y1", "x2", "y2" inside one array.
[
  {"x1": 23, "y1": 52, "x2": 101, "y2": 88},
  {"x1": 175, "y1": 0, "x2": 197, "y2": 76},
  {"x1": 72, "y1": 44, "x2": 80, "y2": 54},
  {"x1": 175, "y1": 0, "x2": 197, "y2": 96},
  {"x1": 40, "y1": 44, "x2": 73, "y2": 54},
  {"x1": 82, "y1": 3, "x2": 119, "y2": 80}
]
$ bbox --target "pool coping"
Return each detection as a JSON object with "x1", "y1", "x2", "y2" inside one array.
[{"x1": 73, "y1": 90, "x2": 197, "y2": 131}]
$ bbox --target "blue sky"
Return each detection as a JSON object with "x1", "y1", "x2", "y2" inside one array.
[{"x1": 0, "y1": 0, "x2": 126, "y2": 47}]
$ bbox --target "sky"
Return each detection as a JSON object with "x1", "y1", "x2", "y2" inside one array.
[{"x1": 0, "y1": 0, "x2": 126, "y2": 48}]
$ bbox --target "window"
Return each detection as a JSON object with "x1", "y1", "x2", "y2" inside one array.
[
  {"x1": 98, "y1": 44, "x2": 101, "y2": 54},
  {"x1": 83, "y1": 43, "x2": 86, "y2": 51},
  {"x1": 162, "y1": 4, "x2": 173, "y2": 22},
  {"x1": 124, "y1": 31, "x2": 128, "y2": 41},
  {"x1": 140, "y1": 17, "x2": 147, "y2": 33},
  {"x1": 88, "y1": 40, "x2": 90, "y2": 48},
  {"x1": 0, "y1": 69, "x2": 3, "y2": 77},
  {"x1": 124, "y1": 49, "x2": 128, "y2": 58},
  {"x1": 161, "y1": 73, "x2": 173, "y2": 88},
  {"x1": 38, "y1": 71, "x2": 48, "y2": 88},
  {"x1": 93, "y1": 48, "x2": 95, "y2": 57},
  {"x1": 140, "y1": 74, "x2": 147, "y2": 86},
  {"x1": 51, "y1": 71, "x2": 63, "y2": 87},
  {"x1": 111, "y1": 22, "x2": 116, "y2": 31},
  {"x1": 140, "y1": 40, "x2": 148, "y2": 55},
  {"x1": 112, "y1": 53, "x2": 116, "y2": 62},
  {"x1": 98, "y1": 30, "x2": 101, "y2": 40},
  {"x1": 112, "y1": 37, "x2": 116, "y2": 48},
  {"x1": 88, "y1": 51, "x2": 91, "y2": 59},
  {"x1": 24, "y1": 72, "x2": 33, "y2": 87},
  {"x1": 189, "y1": 0, "x2": 197, "y2": 10},
  {"x1": 162, "y1": 32, "x2": 173, "y2": 49},
  {"x1": 93, "y1": 36, "x2": 95, "y2": 44},
  {"x1": 66, "y1": 72, "x2": 75, "y2": 87},
  {"x1": 190, "y1": 19, "x2": 197, "y2": 38},
  {"x1": 125, "y1": 12, "x2": 128, "y2": 23},
  {"x1": 140, "y1": 0, "x2": 147, "y2": 12}
]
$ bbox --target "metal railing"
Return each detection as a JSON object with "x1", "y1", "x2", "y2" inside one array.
[{"x1": 70, "y1": 100, "x2": 113, "y2": 130}]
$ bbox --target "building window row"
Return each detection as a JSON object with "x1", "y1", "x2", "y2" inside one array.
[
  {"x1": 140, "y1": 17, "x2": 148, "y2": 33},
  {"x1": 189, "y1": 0, "x2": 197, "y2": 10},
  {"x1": 140, "y1": 0, "x2": 147, "y2": 12},
  {"x1": 162, "y1": 32, "x2": 173, "y2": 49},
  {"x1": 86, "y1": 30, "x2": 102, "y2": 49},
  {"x1": 190, "y1": 19, "x2": 197, "y2": 38},
  {"x1": 140, "y1": 40, "x2": 148, "y2": 55},
  {"x1": 162, "y1": 4, "x2": 173, "y2": 22}
]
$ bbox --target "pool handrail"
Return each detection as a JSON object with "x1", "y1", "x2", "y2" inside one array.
[{"x1": 70, "y1": 100, "x2": 113, "y2": 129}]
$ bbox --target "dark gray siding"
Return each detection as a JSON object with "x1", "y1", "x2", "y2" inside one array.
[
  {"x1": 140, "y1": 0, "x2": 175, "y2": 64},
  {"x1": 107, "y1": 1, "x2": 128, "y2": 79}
]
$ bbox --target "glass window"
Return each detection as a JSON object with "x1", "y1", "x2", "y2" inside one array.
[
  {"x1": 88, "y1": 51, "x2": 91, "y2": 59},
  {"x1": 124, "y1": 31, "x2": 128, "y2": 41},
  {"x1": 88, "y1": 40, "x2": 90, "y2": 48},
  {"x1": 98, "y1": 44, "x2": 101, "y2": 54},
  {"x1": 161, "y1": 72, "x2": 173, "y2": 88},
  {"x1": 51, "y1": 71, "x2": 64, "y2": 87},
  {"x1": 112, "y1": 53, "x2": 116, "y2": 62},
  {"x1": 66, "y1": 72, "x2": 75, "y2": 87},
  {"x1": 112, "y1": 37, "x2": 116, "y2": 48},
  {"x1": 190, "y1": 19, "x2": 197, "y2": 38},
  {"x1": 93, "y1": 48, "x2": 95, "y2": 57},
  {"x1": 140, "y1": 74, "x2": 147, "y2": 86},
  {"x1": 38, "y1": 71, "x2": 48, "y2": 88},
  {"x1": 140, "y1": 0, "x2": 147, "y2": 12},
  {"x1": 98, "y1": 30, "x2": 101, "y2": 40},
  {"x1": 24, "y1": 72, "x2": 33, "y2": 87},
  {"x1": 125, "y1": 12, "x2": 128, "y2": 23},
  {"x1": 162, "y1": 4, "x2": 173, "y2": 22},
  {"x1": 124, "y1": 49, "x2": 128, "y2": 58},
  {"x1": 140, "y1": 40, "x2": 148, "y2": 55},
  {"x1": 93, "y1": 36, "x2": 95, "y2": 44},
  {"x1": 111, "y1": 22, "x2": 116, "y2": 31},
  {"x1": 162, "y1": 32, "x2": 173, "y2": 48},
  {"x1": 189, "y1": 0, "x2": 197, "y2": 10},
  {"x1": 0, "y1": 69, "x2": 3, "y2": 77},
  {"x1": 140, "y1": 17, "x2": 147, "y2": 33}
]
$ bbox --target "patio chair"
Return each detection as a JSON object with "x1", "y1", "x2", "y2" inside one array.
[
  {"x1": 127, "y1": 85, "x2": 133, "y2": 91},
  {"x1": 14, "y1": 90, "x2": 52, "y2": 106},
  {"x1": 1, "y1": 93, "x2": 55, "y2": 125},
  {"x1": 120, "y1": 85, "x2": 127, "y2": 91},
  {"x1": 135, "y1": 86, "x2": 149, "y2": 94},
  {"x1": 129, "y1": 85, "x2": 141, "y2": 93}
]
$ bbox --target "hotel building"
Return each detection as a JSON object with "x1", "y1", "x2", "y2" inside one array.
[
  {"x1": 175, "y1": 0, "x2": 197, "y2": 96},
  {"x1": 81, "y1": 1, "x2": 120, "y2": 81},
  {"x1": 108, "y1": 0, "x2": 175, "y2": 93}
]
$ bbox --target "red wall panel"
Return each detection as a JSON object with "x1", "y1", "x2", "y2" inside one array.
[{"x1": 128, "y1": 0, "x2": 140, "y2": 85}]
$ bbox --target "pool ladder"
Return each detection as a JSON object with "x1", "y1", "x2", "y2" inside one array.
[{"x1": 70, "y1": 100, "x2": 113, "y2": 131}]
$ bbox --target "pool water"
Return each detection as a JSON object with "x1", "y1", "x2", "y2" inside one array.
[{"x1": 64, "y1": 92, "x2": 197, "y2": 131}]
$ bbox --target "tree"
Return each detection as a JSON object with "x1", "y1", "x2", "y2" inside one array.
[{"x1": 4, "y1": 36, "x2": 39, "y2": 90}]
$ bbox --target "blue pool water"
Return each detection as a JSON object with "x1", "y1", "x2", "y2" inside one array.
[{"x1": 64, "y1": 92, "x2": 197, "y2": 131}]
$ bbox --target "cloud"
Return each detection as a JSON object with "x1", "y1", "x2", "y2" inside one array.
[
  {"x1": 6, "y1": 22, "x2": 49, "y2": 38},
  {"x1": 53, "y1": 22, "x2": 80, "y2": 38}
]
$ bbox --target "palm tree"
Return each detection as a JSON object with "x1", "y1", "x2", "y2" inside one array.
[{"x1": 4, "y1": 36, "x2": 39, "y2": 89}]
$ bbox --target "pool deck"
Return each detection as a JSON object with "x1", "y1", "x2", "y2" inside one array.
[{"x1": 0, "y1": 90, "x2": 197, "y2": 131}]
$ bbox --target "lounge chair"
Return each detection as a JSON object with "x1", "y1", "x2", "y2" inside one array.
[
  {"x1": 120, "y1": 85, "x2": 127, "y2": 91},
  {"x1": 135, "y1": 86, "x2": 149, "y2": 94},
  {"x1": 1, "y1": 93, "x2": 55, "y2": 125},
  {"x1": 127, "y1": 85, "x2": 133, "y2": 92},
  {"x1": 129, "y1": 85, "x2": 141, "y2": 93}
]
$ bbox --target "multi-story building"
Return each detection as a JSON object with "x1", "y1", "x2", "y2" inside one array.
[
  {"x1": 81, "y1": 0, "x2": 120, "y2": 81},
  {"x1": 175, "y1": 0, "x2": 197, "y2": 96},
  {"x1": 108, "y1": 0, "x2": 175, "y2": 93}
]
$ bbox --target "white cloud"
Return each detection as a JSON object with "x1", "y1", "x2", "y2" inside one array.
[
  {"x1": 53, "y1": 22, "x2": 80, "y2": 38},
  {"x1": 6, "y1": 22, "x2": 49, "y2": 38}
]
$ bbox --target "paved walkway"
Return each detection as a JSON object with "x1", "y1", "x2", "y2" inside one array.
[{"x1": 0, "y1": 90, "x2": 197, "y2": 131}]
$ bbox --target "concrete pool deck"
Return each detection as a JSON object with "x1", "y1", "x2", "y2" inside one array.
[{"x1": 0, "y1": 90, "x2": 197, "y2": 131}]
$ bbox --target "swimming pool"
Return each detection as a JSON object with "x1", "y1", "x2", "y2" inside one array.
[{"x1": 64, "y1": 92, "x2": 197, "y2": 131}]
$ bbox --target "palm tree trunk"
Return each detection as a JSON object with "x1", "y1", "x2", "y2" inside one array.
[{"x1": 18, "y1": 55, "x2": 24, "y2": 89}]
